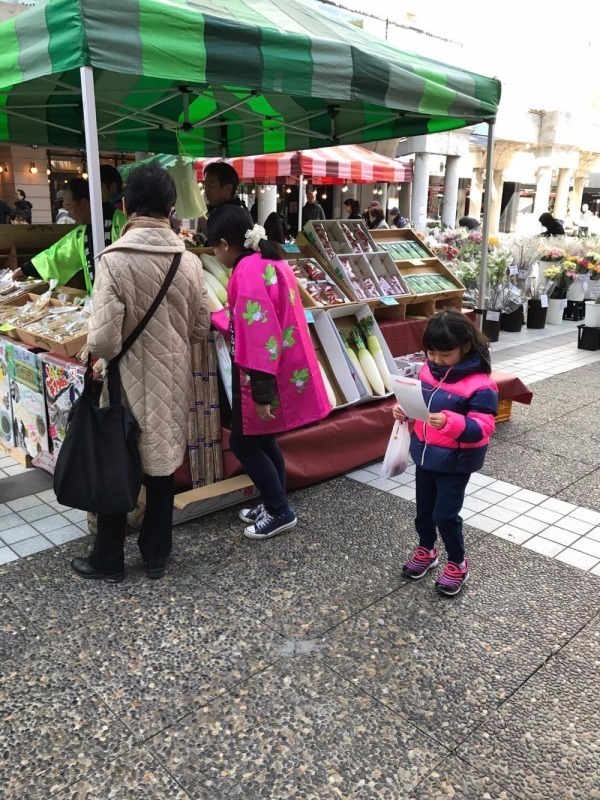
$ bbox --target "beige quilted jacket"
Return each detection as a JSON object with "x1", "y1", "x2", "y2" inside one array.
[{"x1": 88, "y1": 217, "x2": 210, "y2": 476}]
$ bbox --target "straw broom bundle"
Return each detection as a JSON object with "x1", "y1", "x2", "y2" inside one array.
[{"x1": 207, "y1": 334, "x2": 223, "y2": 481}]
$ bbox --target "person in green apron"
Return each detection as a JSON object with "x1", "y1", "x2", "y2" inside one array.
[{"x1": 12, "y1": 177, "x2": 126, "y2": 293}]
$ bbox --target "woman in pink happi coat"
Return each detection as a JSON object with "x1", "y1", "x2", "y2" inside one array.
[{"x1": 209, "y1": 205, "x2": 330, "y2": 540}]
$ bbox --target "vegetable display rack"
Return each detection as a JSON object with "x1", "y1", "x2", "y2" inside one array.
[{"x1": 370, "y1": 229, "x2": 465, "y2": 315}]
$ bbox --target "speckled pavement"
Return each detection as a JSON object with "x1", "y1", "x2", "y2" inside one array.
[{"x1": 1, "y1": 470, "x2": 600, "y2": 799}]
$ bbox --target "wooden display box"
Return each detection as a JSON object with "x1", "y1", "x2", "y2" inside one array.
[
  {"x1": 371, "y1": 227, "x2": 436, "y2": 259},
  {"x1": 0, "y1": 279, "x2": 48, "y2": 306},
  {"x1": 2, "y1": 293, "x2": 86, "y2": 357},
  {"x1": 288, "y1": 256, "x2": 352, "y2": 309},
  {"x1": 307, "y1": 313, "x2": 361, "y2": 409},
  {"x1": 0, "y1": 224, "x2": 76, "y2": 268}
]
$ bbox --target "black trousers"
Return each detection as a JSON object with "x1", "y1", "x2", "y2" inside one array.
[
  {"x1": 229, "y1": 431, "x2": 289, "y2": 517},
  {"x1": 415, "y1": 466, "x2": 471, "y2": 564},
  {"x1": 89, "y1": 474, "x2": 175, "y2": 572}
]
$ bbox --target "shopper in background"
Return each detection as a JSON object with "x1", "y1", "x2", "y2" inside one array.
[
  {"x1": 10, "y1": 210, "x2": 29, "y2": 224},
  {"x1": 576, "y1": 204, "x2": 593, "y2": 236},
  {"x1": 12, "y1": 178, "x2": 126, "y2": 291},
  {"x1": 366, "y1": 206, "x2": 389, "y2": 230},
  {"x1": 208, "y1": 205, "x2": 330, "y2": 540},
  {"x1": 539, "y1": 212, "x2": 565, "y2": 237},
  {"x1": 71, "y1": 163, "x2": 210, "y2": 583},
  {"x1": 302, "y1": 189, "x2": 326, "y2": 222},
  {"x1": 55, "y1": 190, "x2": 75, "y2": 224},
  {"x1": 203, "y1": 162, "x2": 241, "y2": 212},
  {"x1": 264, "y1": 211, "x2": 289, "y2": 244},
  {"x1": 14, "y1": 190, "x2": 32, "y2": 223},
  {"x1": 343, "y1": 198, "x2": 362, "y2": 219},
  {"x1": 390, "y1": 207, "x2": 408, "y2": 228},
  {"x1": 394, "y1": 310, "x2": 498, "y2": 596},
  {"x1": 458, "y1": 216, "x2": 480, "y2": 230},
  {"x1": 0, "y1": 199, "x2": 12, "y2": 224},
  {"x1": 100, "y1": 164, "x2": 125, "y2": 210}
]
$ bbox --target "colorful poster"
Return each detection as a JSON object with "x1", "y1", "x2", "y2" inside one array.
[
  {"x1": 38, "y1": 354, "x2": 86, "y2": 456},
  {"x1": 7, "y1": 343, "x2": 49, "y2": 457},
  {"x1": 0, "y1": 337, "x2": 13, "y2": 445}
]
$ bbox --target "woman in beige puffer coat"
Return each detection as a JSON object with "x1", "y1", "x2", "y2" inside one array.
[{"x1": 71, "y1": 163, "x2": 210, "y2": 583}]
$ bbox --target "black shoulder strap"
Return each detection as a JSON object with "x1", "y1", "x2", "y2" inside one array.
[{"x1": 113, "y1": 252, "x2": 182, "y2": 364}]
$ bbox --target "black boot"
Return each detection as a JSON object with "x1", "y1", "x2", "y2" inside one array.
[
  {"x1": 143, "y1": 557, "x2": 168, "y2": 580},
  {"x1": 71, "y1": 557, "x2": 125, "y2": 584}
]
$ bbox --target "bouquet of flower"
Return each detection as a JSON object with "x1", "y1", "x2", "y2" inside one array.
[
  {"x1": 509, "y1": 237, "x2": 541, "y2": 272},
  {"x1": 544, "y1": 264, "x2": 572, "y2": 299},
  {"x1": 539, "y1": 246, "x2": 565, "y2": 262}
]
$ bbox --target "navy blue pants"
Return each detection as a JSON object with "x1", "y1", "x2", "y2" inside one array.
[
  {"x1": 230, "y1": 432, "x2": 289, "y2": 517},
  {"x1": 415, "y1": 466, "x2": 471, "y2": 564}
]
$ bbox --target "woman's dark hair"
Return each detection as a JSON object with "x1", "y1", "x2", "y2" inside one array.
[
  {"x1": 100, "y1": 164, "x2": 123, "y2": 193},
  {"x1": 124, "y1": 162, "x2": 177, "y2": 218},
  {"x1": 204, "y1": 162, "x2": 239, "y2": 196},
  {"x1": 264, "y1": 212, "x2": 287, "y2": 244},
  {"x1": 16, "y1": 189, "x2": 26, "y2": 200},
  {"x1": 368, "y1": 207, "x2": 385, "y2": 227},
  {"x1": 538, "y1": 213, "x2": 564, "y2": 236},
  {"x1": 423, "y1": 310, "x2": 491, "y2": 374},
  {"x1": 207, "y1": 204, "x2": 284, "y2": 260},
  {"x1": 344, "y1": 198, "x2": 360, "y2": 216},
  {"x1": 459, "y1": 215, "x2": 479, "y2": 230}
]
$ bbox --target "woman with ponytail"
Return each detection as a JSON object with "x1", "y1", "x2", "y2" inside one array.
[
  {"x1": 393, "y1": 310, "x2": 498, "y2": 596},
  {"x1": 207, "y1": 205, "x2": 330, "y2": 540}
]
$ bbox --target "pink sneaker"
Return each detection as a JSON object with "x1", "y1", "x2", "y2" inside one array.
[
  {"x1": 402, "y1": 546, "x2": 439, "y2": 580},
  {"x1": 435, "y1": 560, "x2": 469, "y2": 596}
]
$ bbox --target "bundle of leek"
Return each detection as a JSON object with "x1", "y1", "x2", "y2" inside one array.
[{"x1": 351, "y1": 326, "x2": 385, "y2": 395}]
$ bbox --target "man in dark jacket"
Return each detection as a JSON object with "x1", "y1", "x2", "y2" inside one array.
[
  {"x1": 204, "y1": 162, "x2": 241, "y2": 213},
  {"x1": 14, "y1": 190, "x2": 32, "y2": 223},
  {"x1": 302, "y1": 190, "x2": 326, "y2": 222}
]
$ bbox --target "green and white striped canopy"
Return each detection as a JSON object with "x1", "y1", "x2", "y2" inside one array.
[{"x1": 0, "y1": 0, "x2": 501, "y2": 157}]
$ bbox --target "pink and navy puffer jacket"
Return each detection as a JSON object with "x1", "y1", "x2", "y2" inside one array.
[{"x1": 410, "y1": 354, "x2": 498, "y2": 474}]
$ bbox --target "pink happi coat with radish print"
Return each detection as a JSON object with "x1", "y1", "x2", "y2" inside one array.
[{"x1": 221, "y1": 252, "x2": 330, "y2": 435}]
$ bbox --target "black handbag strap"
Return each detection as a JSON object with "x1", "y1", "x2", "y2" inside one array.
[{"x1": 106, "y1": 252, "x2": 182, "y2": 406}]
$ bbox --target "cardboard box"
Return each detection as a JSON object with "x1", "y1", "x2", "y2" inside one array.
[
  {"x1": 289, "y1": 257, "x2": 351, "y2": 308},
  {"x1": 38, "y1": 353, "x2": 86, "y2": 457},
  {"x1": 309, "y1": 313, "x2": 361, "y2": 409},
  {"x1": 325, "y1": 304, "x2": 399, "y2": 402},
  {"x1": 303, "y1": 220, "x2": 354, "y2": 261},
  {"x1": 6, "y1": 342, "x2": 49, "y2": 458},
  {"x1": 171, "y1": 475, "x2": 259, "y2": 524},
  {"x1": 0, "y1": 336, "x2": 14, "y2": 446},
  {"x1": 9, "y1": 294, "x2": 88, "y2": 357}
]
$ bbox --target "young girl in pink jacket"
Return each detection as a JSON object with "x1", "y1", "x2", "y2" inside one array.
[{"x1": 394, "y1": 311, "x2": 498, "y2": 596}]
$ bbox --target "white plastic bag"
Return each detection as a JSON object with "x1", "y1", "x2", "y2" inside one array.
[{"x1": 381, "y1": 420, "x2": 410, "y2": 479}]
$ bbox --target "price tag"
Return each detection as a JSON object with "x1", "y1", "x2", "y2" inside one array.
[
  {"x1": 380, "y1": 296, "x2": 399, "y2": 306},
  {"x1": 282, "y1": 243, "x2": 301, "y2": 254},
  {"x1": 561, "y1": 299, "x2": 568, "y2": 309},
  {"x1": 540, "y1": 294, "x2": 548, "y2": 308},
  {"x1": 509, "y1": 266, "x2": 519, "y2": 275},
  {"x1": 304, "y1": 309, "x2": 315, "y2": 323},
  {"x1": 486, "y1": 310, "x2": 500, "y2": 322}
]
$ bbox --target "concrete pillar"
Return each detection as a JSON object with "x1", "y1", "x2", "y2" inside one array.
[
  {"x1": 380, "y1": 183, "x2": 389, "y2": 215},
  {"x1": 469, "y1": 167, "x2": 484, "y2": 220},
  {"x1": 533, "y1": 166, "x2": 553, "y2": 218},
  {"x1": 411, "y1": 152, "x2": 431, "y2": 231},
  {"x1": 572, "y1": 175, "x2": 587, "y2": 218},
  {"x1": 398, "y1": 183, "x2": 411, "y2": 220},
  {"x1": 256, "y1": 185, "x2": 277, "y2": 225},
  {"x1": 488, "y1": 169, "x2": 505, "y2": 234},
  {"x1": 554, "y1": 168, "x2": 571, "y2": 221},
  {"x1": 332, "y1": 184, "x2": 343, "y2": 219},
  {"x1": 441, "y1": 155, "x2": 460, "y2": 227}
]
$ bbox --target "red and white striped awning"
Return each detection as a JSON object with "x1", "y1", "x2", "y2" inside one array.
[{"x1": 194, "y1": 145, "x2": 413, "y2": 185}]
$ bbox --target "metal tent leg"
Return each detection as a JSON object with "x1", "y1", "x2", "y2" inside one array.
[{"x1": 477, "y1": 119, "x2": 496, "y2": 330}]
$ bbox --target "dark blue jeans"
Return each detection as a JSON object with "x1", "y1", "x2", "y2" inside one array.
[
  {"x1": 230, "y1": 432, "x2": 289, "y2": 517},
  {"x1": 415, "y1": 466, "x2": 471, "y2": 564}
]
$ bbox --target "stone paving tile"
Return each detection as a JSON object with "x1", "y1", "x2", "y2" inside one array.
[
  {"x1": 149, "y1": 659, "x2": 446, "y2": 800},
  {"x1": 404, "y1": 755, "x2": 520, "y2": 800},
  {"x1": 0, "y1": 645, "x2": 135, "y2": 800},
  {"x1": 51, "y1": 747, "x2": 192, "y2": 799},
  {"x1": 503, "y1": 420, "x2": 600, "y2": 468},
  {"x1": 0, "y1": 593, "x2": 45, "y2": 663},
  {"x1": 65, "y1": 584, "x2": 281, "y2": 740},
  {"x1": 317, "y1": 587, "x2": 552, "y2": 749},
  {"x1": 458, "y1": 652, "x2": 600, "y2": 800},
  {"x1": 556, "y1": 467, "x2": 600, "y2": 512},
  {"x1": 480, "y1": 440, "x2": 594, "y2": 495}
]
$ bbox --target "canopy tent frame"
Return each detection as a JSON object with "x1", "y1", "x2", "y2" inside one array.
[{"x1": 478, "y1": 120, "x2": 496, "y2": 328}]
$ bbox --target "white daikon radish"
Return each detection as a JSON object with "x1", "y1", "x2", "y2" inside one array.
[
  {"x1": 339, "y1": 329, "x2": 372, "y2": 393},
  {"x1": 351, "y1": 327, "x2": 385, "y2": 395},
  {"x1": 201, "y1": 254, "x2": 230, "y2": 289},
  {"x1": 205, "y1": 282, "x2": 223, "y2": 313},
  {"x1": 318, "y1": 361, "x2": 337, "y2": 408},
  {"x1": 204, "y1": 271, "x2": 228, "y2": 305},
  {"x1": 360, "y1": 315, "x2": 392, "y2": 392}
]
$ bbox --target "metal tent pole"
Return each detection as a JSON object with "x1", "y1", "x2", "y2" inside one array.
[
  {"x1": 477, "y1": 119, "x2": 496, "y2": 328},
  {"x1": 297, "y1": 173, "x2": 305, "y2": 233},
  {"x1": 80, "y1": 67, "x2": 105, "y2": 270}
]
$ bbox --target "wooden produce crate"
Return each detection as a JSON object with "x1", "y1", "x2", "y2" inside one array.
[
  {"x1": 0, "y1": 224, "x2": 76, "y2": 269},
  {"x1": 288, "y1": 257, "x2": 352, "y2": 309},
  {"x1": 495, "y1": 398, "x2": 513, "y2": 423},
  {"x1": 4, "y1": 294, "x2": 86, "y2": 357}
]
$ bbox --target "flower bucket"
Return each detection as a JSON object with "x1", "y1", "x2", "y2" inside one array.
[
  {"x1": 482, "y1": 309, "x2": 501, "y2": 342},
  {"x1": 584, "y1": 301, "x2": 600, "y2": 328},
  {"x1": 500, "y1": 306, "x2": 524, "y2": 332},
  {"x1": 546, "y1": 298, "x2": 566, "y2": 325},
  {"x1": 527, "y1": 299, "x2": 548, "y2": 329},
  {"x1": 567, "y1": 280, "x2": 587, "y2": 302}
]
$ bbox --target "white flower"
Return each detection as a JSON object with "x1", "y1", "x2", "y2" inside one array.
[{"x1": 244, "y1": 225, "x2": 267, "y2": 252}]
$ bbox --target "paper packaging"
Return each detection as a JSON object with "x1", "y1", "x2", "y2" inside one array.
[
  {"x1": 309, "y1": 312, "x2": 361, "y2": 409},
  {"x1": 6, "y1": 342, "x2": 49, "y2": 457},
  {"x1": 325, "y1": 303, "x2": 399, "y2": 402},
  {"x1": 0, "y1": 336, "x2": 14, "y2": 445},
  {"x1": 38, "y1": 353, "x2": 86, "y2": 457}
]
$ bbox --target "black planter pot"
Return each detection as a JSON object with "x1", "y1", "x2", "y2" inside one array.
[
  {"x1": 527, "y1": 299, "x2": 548, "y2": 329},
  {"x1": 500, "y1": 306, "x2": 524, "y2": 332},
  {"x1": 481, "y1": 309, "x2": 501, "y2": 342}
]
